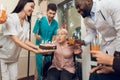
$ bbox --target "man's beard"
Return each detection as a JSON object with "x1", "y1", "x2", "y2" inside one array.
[{"x1": 81, "y1": 6, "x2": 91, "y2": 18}]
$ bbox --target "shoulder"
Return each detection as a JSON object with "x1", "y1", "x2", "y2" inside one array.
[
  {"x1": 5, "y1": 13, "x2": 18, "y2": 25},
  {"x1": 40, "y1": 16, "x2": 46, "y2": 21},
  {"x1": 7, "y1": 13, "x2": 18, "y2": 20},
  {"x1": 98, "y1": 0, "x2": 120, "y2": 10},
  {"x1": 97, "y1": 0, "x2": 120, "y2": 18},
  {"x1": 36, "y1": 16, "x2": 46, "y2": 23}
]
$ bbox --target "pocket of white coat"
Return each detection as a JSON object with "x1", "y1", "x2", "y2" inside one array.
[{"x1": 0, "y1": 47, "x2": 10, "y2": 58}]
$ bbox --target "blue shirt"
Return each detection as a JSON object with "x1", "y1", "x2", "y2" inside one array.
[
  {"x1": 90, "y1": 2, "x2": 96, "y2": 21},
  {"x1": 33, "y1": 16, "x2": 58, "y2": 45}
]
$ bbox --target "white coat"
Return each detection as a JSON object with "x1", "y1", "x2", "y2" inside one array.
[
  {"x1": 84, "y1": 0, "x2": 120, "y2": 55},
  {"x1": 0, "y1": 13, "x2": 29, "y2": 62}
]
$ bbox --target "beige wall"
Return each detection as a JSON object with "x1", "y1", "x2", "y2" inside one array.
[{"x1": 67, "y1": 7, "x2": 81, "y2": 36}]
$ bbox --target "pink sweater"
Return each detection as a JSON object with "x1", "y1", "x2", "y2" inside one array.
[{"x1": 49, "y1": 43, "x2": 75, "y2": 73}]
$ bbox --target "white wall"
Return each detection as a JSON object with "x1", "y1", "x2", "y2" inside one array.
[
  {"x1": 81, "y1": 17, "x2": 91, "y2": 80},
  {"x1": 81, "y1": 0, "x2": 98, "y2": 79}
]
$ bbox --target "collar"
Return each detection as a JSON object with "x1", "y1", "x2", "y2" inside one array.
[
  {"x1": 45, "y1": 16, "x2": 52, "y2": 25},
  {"x1": 90, "y1": 2, "x2": 96, "y2": 17},
  {"x1": 90, "y1": 2, "x2": 96, "y2": 20}
]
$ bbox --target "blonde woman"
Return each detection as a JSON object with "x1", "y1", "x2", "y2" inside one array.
[{"x1": 46, "y1": 28, "x2": 81, "y2": 80}]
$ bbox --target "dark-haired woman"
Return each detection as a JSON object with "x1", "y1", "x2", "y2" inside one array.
[{"x1": 0, "y1": 0, "x2": 54, "y2": 80}]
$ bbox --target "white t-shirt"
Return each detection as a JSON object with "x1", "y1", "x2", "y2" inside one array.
[{"x1": 0, "y1": 13, "x2": 29, "y2": 62}]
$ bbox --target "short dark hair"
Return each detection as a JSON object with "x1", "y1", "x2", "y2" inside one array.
[{"x1": 47, "y1": 3, "x2": 57, "y2": 12}]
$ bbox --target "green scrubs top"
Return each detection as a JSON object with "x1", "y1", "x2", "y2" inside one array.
[
  {"x1": 33, "y1": 16, "x2": 58, "y2": 45},
  {"x1": 32, "y1": 16, "x2": 58, "y2": 80}
]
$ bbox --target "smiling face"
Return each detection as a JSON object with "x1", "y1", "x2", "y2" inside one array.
[
  {"x1": 23, "y1": 2, "x2": 35, "y2": 16},
  {"x1": 46, "y1": 9, "x2": 56, "y2": 22},
  {"x1": 56, "y1": 29, "x2": 68, "y2": 44},
  {"x1": 75, "y1": 0, "x2": 92, "y2": 18}
]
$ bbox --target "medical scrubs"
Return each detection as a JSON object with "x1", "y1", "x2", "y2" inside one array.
[{"x1": 33, "y1": 16, "x2": 58, "y2": 80}]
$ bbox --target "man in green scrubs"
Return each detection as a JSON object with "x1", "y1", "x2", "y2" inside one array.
[{"x1": 33, "y1": 3, "x2": 58, "y2": 80}]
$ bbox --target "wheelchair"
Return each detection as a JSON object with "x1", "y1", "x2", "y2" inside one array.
[{"x1": 41, "y1": 54, "x2": 82, "y2": 80}]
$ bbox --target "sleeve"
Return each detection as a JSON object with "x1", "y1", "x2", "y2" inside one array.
[
  {"x1": 113, "y1": 57, "x2": 120, "y2": 73},
  {"x1": 84, "y1": 26, "x2": 97, "y2": 45},
  {"x1": 109, "y1": 3, "x2": 120, "y2": 52},
  {"x1": 32, "y1": 19, "x2": 40, "y2": 34},
  {"x1": 2, "y1": 15, "x2": 18, "y2": 36},
  {"x1": 53, "y1": 21, "x2": 58, "y2": 35}
]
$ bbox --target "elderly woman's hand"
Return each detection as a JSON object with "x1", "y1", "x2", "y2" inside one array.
[{"x1": 74, "y1": 45, "x2": 82, "y2": 54}]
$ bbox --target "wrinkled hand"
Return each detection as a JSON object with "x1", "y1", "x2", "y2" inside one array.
[
  {"x1": 91, "y1": 51, "x2": 114, "y2": 65},
  {"x1": 89, "y1": 66, "x2": 114, "y2": 74},
  {"x1": 67, "y1": 38, "x2": 83, "y2": 46},
  {"x1": 74, "y1": 45, "x2": 82, "y2": 54}
]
